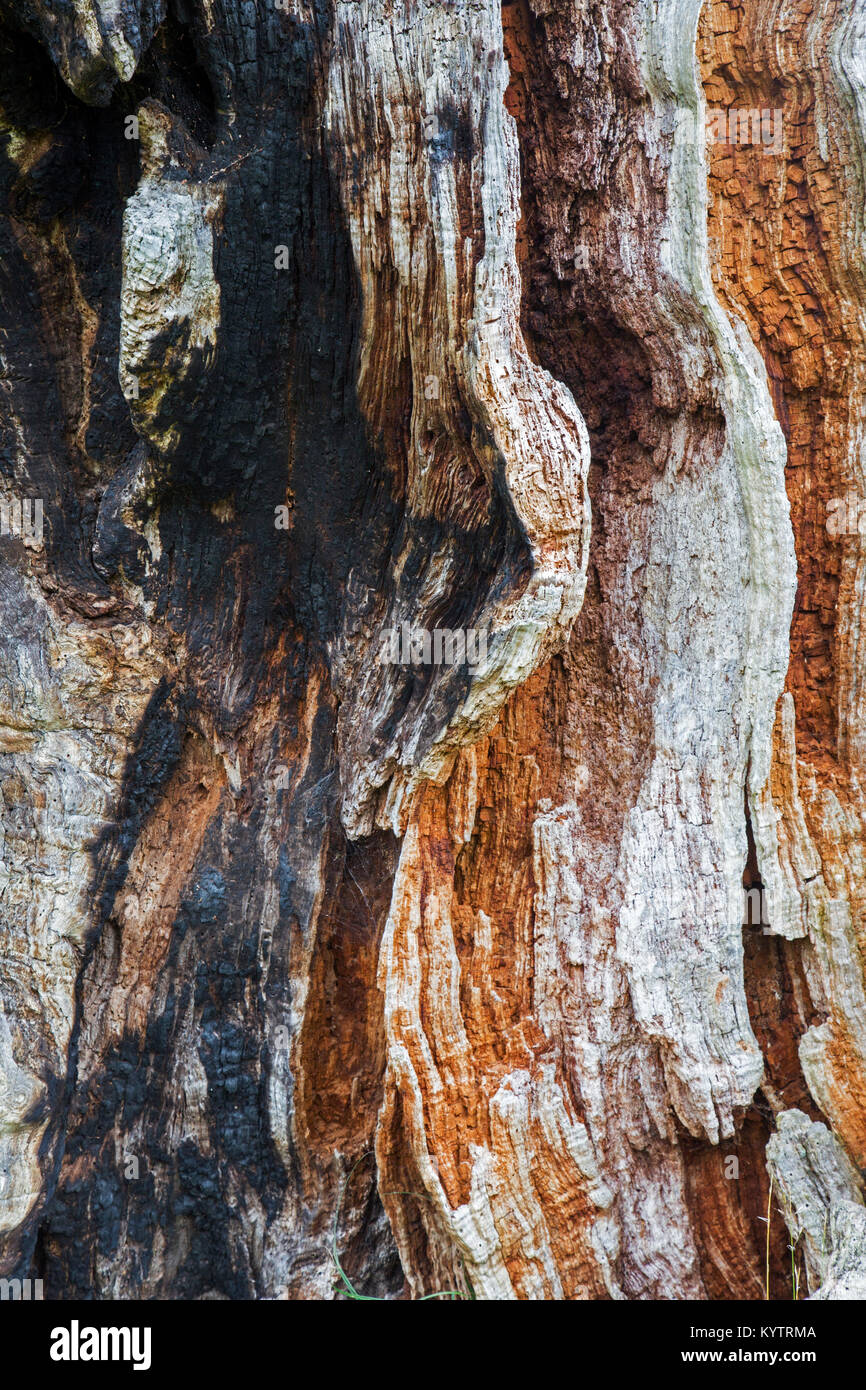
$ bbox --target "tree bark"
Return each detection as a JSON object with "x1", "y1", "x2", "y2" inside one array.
[{"x1": 1, "y1": 0, "x2": 865, "y2": 1300}]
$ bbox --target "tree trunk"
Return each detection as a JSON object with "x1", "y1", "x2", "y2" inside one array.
[{"x1": 1, "y1": 0, "x2": 866, "y2": 1301}]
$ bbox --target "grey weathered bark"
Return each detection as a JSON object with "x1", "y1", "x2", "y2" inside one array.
[{"x1": 1, "y1": 0, "x2": 866, "y2": 1300}]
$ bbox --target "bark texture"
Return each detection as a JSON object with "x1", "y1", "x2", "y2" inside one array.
[{"x1": 1, "y1": 0, "x2": 865, "y2": 1300}]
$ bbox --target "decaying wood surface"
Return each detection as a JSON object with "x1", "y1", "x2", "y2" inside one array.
[{"x1": 1, "y1": 0, "x2": 865, "y2": 1300}]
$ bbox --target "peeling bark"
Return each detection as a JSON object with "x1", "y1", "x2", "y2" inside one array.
[{"x1": 1, "y1": 0, "x2": 866, "y2": 1302}]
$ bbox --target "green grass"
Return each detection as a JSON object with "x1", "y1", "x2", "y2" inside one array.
[
  {"x1": 761, "y1": 1172, "x2": 806, "y2": 1300},
  {"x1": 331, "y1": 1152, "x2": 473, "y2": 1301}
]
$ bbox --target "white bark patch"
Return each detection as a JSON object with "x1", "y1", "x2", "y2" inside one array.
[
  {"x1": 21, "y1": 1, "x2": 166, "y2": 103},
  {"x1": 0, "y1": 572, "x2": 162, "y2": 1247},
  {"x1": 120, "y1": 106, "x2": 222, "y2": 455},
  {"x1": 766, "y1": 1107, "x2": 865, "y2": 1296},
  {"x1": 325, "y1": 0, "x2": 591, "y2": 835}
]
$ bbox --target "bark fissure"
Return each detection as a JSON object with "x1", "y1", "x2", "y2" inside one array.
[{"x1": 1, "y1": 0, "x2": 866, "y2": 1301}]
